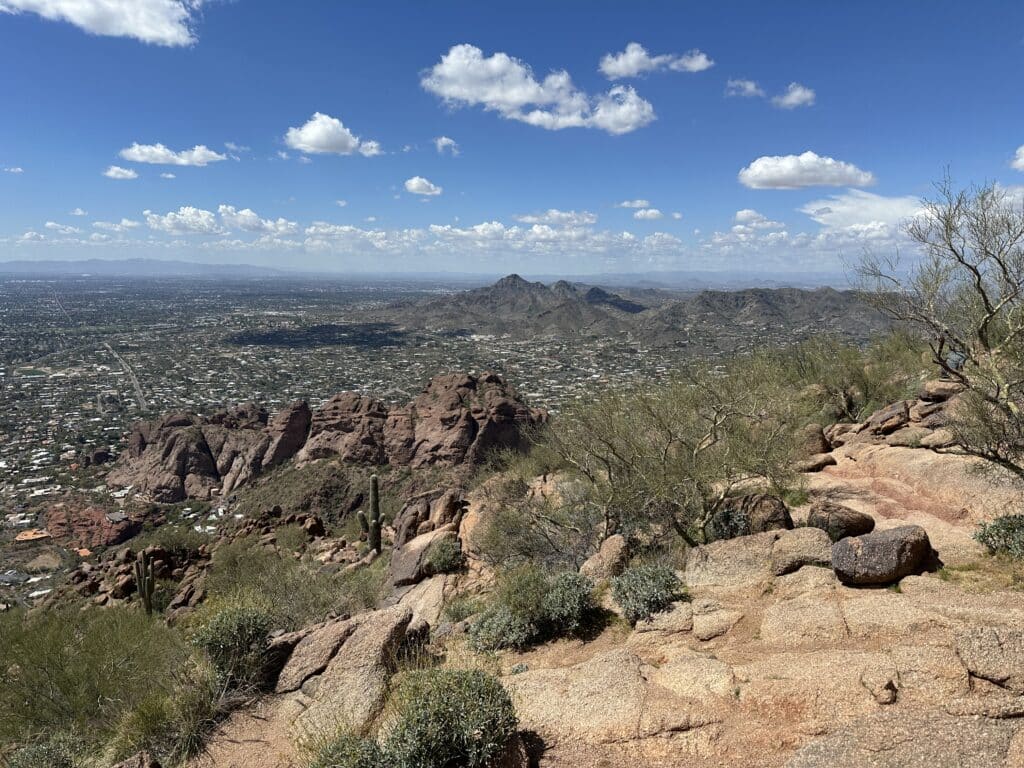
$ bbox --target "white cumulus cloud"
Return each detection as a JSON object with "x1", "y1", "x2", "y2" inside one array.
[
  {"x1": 93, "y1": 218, "x2": 140, "y2": 233},
  {"x1": 771, "y1": 82, "x2": 816, "y2": 109},
  {"x1": 284, "y1": 112, "x2": 382, "y2": 157},
  {"x1": 119, "y1": 142, "x2": 226, "y2": 166},
  {"x1": 725, "y1": 79, "x2": 765, "y2": 98},
  {"x1": 335, "y1": 199, "x2": 348, "y2": 207},
  {"x1": 404, "y1": 176, "x2": 442, "y2": 196},
  {"x1": 798, "y1": 189, "x2": 921, "y2": 232},
  {"x1": 45, "y1": 221, "x2": 80, "y2": 234},
  {"x1": 738, "y1": 151, "x2": 875, "y2": 189},
  {"x1": 634, "y1": 208, "x2": 663, "y2": 220},
  {"x1": 218, "y1": 204, "x2": 298, "y2": 235},
  {"x1": 515, "y1": 209, "x2": 597, "y2": 226},
  {"x1": 616, "y1": 199, "x2": 650, "y2": 208},
  {"x1": 103, "y1": 165, "x2": 137, "y2": 180},
  {"x1": 434, "y1": 136, "x2": 459, "y2": 155},
  {"x1": 160, "y1": 172, "x2": 175, "y2": 179},
  {"x1": 144, "y1": 205, "x2": 225, "y2": 235},
  {"x1": 421, "y1": 44, "x2": 655, "y2": 135},
  {"x1": 1013, "y1": 145, "x2": 1024, "y2": 172},
  {"x1": 0, "y1": 0, "x2": 203, "y2": 46},
  {"x1": 69, "y1": 207, "x2": 87, "y2": 216},
  {"x1": 599, "y1": 42, "x2": 713, "y2": 79},
  {"x1": 3, "y1": 166, "x2": 24, "y2": 173}
]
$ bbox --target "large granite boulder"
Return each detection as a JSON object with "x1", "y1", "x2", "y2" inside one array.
[
  {"x1": 705, "y1": 493, "x2": 793, "y2": 541},
  {"x1": 831, "y1": 525, "x2": 933, "y2": 585},
  {"x1": 806, "y1": 500, "x2": 875, "y2": 542},
  {"x1": 579, "y1": 534, "x2": 629, "y2": 581}
]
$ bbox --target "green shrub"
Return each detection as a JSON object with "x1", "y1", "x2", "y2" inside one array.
[
  {"x1": 191, "y1": 603, "x2": 272, "y2": 688},
  {"x1": 975, "y1": 514, "x2": 1024, "y2": 559},
  {"x1": 425, "y1": 537, "x2": 463, "y2": 574},
  {"x1": 275, "y1": 523, "x2": 310, "y2": 553},
  {"x1": 204, "y1": 539, "x2": 359, "y2": 630},
  {"x1": 541, "y1": 572, "x2": 595, "y2": 636},
  {"x1": 469, "y1": 565, "x2": 596, "y2": 651},
  {"x1": 383, "y1": 669, "x2": 517, "y2": 768},
  {"x1": 442, "y1": 594, "x2": 484, "y2": 623},
  {"x1": 611, "y1": 564, "x2": 682, "y2": 624},
  {"x1": 306, "y1": 730, "x2": 385, "y2": 768},
  {"x1": 0, "y1": 607, "x2": 192, "y2": 750},
  {"x1": 105, "y1": 658, "x2": 226, "y2": 765},
  {"x1": 6, "y1": 734, "x2": 81, "y2": 768}
]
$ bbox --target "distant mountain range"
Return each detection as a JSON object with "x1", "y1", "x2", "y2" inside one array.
[{"x1": 375, "y1": 274, "x2": 889, "y2": 349}]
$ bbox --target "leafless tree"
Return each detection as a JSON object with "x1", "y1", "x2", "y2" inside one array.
[{"x1": 858, "y1": 177, "x2": 1024, "y2": 476}]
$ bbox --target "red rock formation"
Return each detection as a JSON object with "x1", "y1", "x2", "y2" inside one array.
[{"x1": 107, "y1": 372, "x2": 545, "y2": 502}]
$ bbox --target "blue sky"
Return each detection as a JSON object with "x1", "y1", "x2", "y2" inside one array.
[{"x1": 2, "y1": 0, "x2": 1023, "y2": 275}]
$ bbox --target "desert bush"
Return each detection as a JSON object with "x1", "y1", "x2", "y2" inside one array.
[
  {"x1": 0, "y1": 606, "x2": 219, "y2": 761},
  {"x1": 473, "y1": 471, "x2": 603, "y2": 570},
  {"x1": 191, "y1": 602, "x2": 273, "y2": 688},
  {"x1": 105, "y1": 658, "x2": 228, "y2": 764},
  {"x1": 336, "y1": 552, "x2": 390, "y2": 612},
  {"x1": 5, "y1": 734, "x2": 81, "y2": 768},
  {"x1": 442, "y1": 593, "x2": 484, "y2": 623},
  {"x1": 425, "y1": 537, "x2": 463, "y2": 574},
  {"x1": 275, "y1": 523, "x2": 310, "y2": 553},
  {"x1": 469, "y1": 565, "x2": 596, "y2": 651},
  {"x1": 541, "y1": 355, "x2": 804, "y2": 547},
  {"x1": 779, "y1": 332, "x2": 927, "y2": 424},
  {"x1": 306, "y1": 730, "x2": 385, "y2": 768},
  {"x1": 611, "y1": 563, "x2": 682, "y2": 624},
  {"x1": 204, "y1": 539, "x2": 355, "y2": 630},
  {"x1": 975, "y1": 514, "x2": 1024, "y2": 559},
  {"x1": 383, "y1": 669, "x2": 518, "y2": 768}
]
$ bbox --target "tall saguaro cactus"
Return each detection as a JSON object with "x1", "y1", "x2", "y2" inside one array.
[
  {"x1": 358, "y1": 473, "x2": 383, "y2": 553},
  {"x1": 134, "y1": 550, "x2": 156, "y2": 615}
]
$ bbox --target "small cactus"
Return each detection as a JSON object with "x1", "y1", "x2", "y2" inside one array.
[
  {"x1": 357, "y1": 474, "x2": 383, "y2": 553},
  {"x1": 134, "y1": 550, "x2": 156, "y2": 615}
]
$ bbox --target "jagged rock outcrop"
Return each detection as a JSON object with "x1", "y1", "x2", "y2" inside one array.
[
  {"x1": 108, "y1": 372, "x2": 545, "y2": 502},
  {"x1": 43, "y1": 499, "x2": 140, "y2": 548}
]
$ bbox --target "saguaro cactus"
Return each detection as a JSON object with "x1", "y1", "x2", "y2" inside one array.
[
  {"x1": 134, "y1": 550, "x2": 156, "y2": 615},
  {"x1": 358, "y1": 473, "x2": 383, "y2": 553}
]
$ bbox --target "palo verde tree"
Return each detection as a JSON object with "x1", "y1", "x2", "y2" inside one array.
[
  {"x1": 542, "y1": 354, "x2": 803, "y2": 546},
  {"x1": 858, "y1": 177, "x2": 1024, "y2": 477}
]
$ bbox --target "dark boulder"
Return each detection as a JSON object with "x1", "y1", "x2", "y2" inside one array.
[
  {"x1": 807, "y1": 501, "x2": 875, "y2": 542},
  {"x1": 831, "y1": 525, "x2": 933, "y2": 585},
  {"x1": 706, "y1": 493, "x2": 793, "y2": 541}
]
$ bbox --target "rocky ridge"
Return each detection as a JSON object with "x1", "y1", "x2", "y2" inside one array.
[{"x1": 107, "y1": 372, "x2": 545, "y2": 503}]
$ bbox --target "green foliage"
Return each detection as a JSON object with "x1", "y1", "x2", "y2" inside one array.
[
  {"x1": 306, "y1": 731, "x2": 385, "y2": 768},
  {"x1": 191, "y1": 602, "x2": 272, "y2": 688},
  {"x1": 275, "y1": 523, "x2": 310, "y2": 553},
  {"x1": 131, "y1": 522, "x2": 208, "y2": 556},
  {"x1": 203, "y1": 539, "x2": 363, "y2": 631},
  {"x1": 975, "y1": 514, "x2": 1024, "y2": 559},
  {"x1": 105, "y1": 658, "x2": 226, "y2": 764},
  {"x1": 611, "y1": 563, "x2": 682, "y2": 624},
  {"x1": 425, "y1": 536, "x2": 463, "y2": 574},
  {"x1": 0, "y1": 606, "x2": 216, "y2": 762},
  {"x1": 336, "y1": 552, "x2": 389, "y2": 613},
  {"x1": 442, "y1": 594, "x2": 484, "y2": 623},
  {"x1": 780, "y1": 332, "x2": 927, "y2": 424},
  {"x1": 469, "y1": 565, "x2": 596, "y2": 651},
  {"x1": 5, "y1": 734, "x2": 81, "y2": 768},
  {"x1": 383, "y1": 669, "x2": 518, "y2": 768}
]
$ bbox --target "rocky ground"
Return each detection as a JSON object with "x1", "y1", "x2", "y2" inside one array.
[
  {"x1": 167, "y1": 380, "x2": 1023, "y2": 768},
  {"x1": 8, "y1": 376, "x2": 1024, "y2": 768}
]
